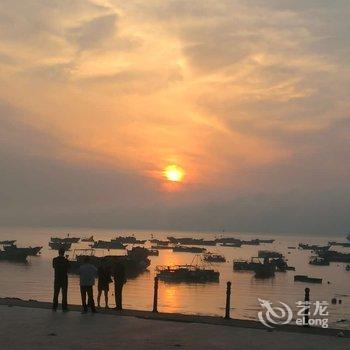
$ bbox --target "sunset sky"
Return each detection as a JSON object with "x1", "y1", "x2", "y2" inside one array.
[{"x1": 1, "y1": 1, "x2": 349, "y2": 234}]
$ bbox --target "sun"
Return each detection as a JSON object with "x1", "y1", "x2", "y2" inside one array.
[{"x1": 163, "y1": 165, "x2": 185, "y2": 182}]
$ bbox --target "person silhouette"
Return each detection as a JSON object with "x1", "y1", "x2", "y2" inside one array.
[
  {"x1": 97, "y1": 257, "x2": 112, "y2": 308},
  {"x1": 113, "y1": 262, "x2": 127, "y2": 310},
  {"x1": 52, "y1": 248, "x2": 70, "y2": 311},
  {"x1": 79, "y1": 256, "x2": 97, "y2": 313}
]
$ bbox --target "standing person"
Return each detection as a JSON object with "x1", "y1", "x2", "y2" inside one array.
[
  {"x1": 97, "y1": 257, "x2": 112, "y2": 308},
  {"x1": 79, "y1": 256, "x2": 98, "y2": 313},
  {"x1": 52, "y1": 248, "x2": 70, "y2": 311},
  {"x1": 113, "y1": 262, "x2": 127, "y2": 310}
]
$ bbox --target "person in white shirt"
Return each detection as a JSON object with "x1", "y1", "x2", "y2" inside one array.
[{"x1": 79, "y1": 256, "x2": 98, "y2": 313}]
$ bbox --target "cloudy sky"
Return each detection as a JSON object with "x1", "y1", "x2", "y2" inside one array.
[{"x1": 0, "y1": 1, "x2": 349, "y2": 235}]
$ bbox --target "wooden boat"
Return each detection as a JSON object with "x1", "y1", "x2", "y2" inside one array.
[
  {"x1": 254, "y1": 263, "x2": 275, "y2": 278},
  {"x1": 68, "y1": 247, "x2": 150, "y2": 278},
  {"x1": 112, "y1": 236, "x2": 146, "y2": 244},
  {"x1": 151, "y1": 245, "x2": 173, "y2": 250},
  {"x1": 298, "y1": 243, "x2": 330, "y2": 251},
  {"x1": 50, "y1": 236, "x2": 80, "y2": 244},
  {"x1": 294, "y1": 275, "x2": 322, "y2": 284},
  {"x1": 203, "y1": 253, "x2": 226, "y2": 263},
  {"x1": 257, "y1": 239, "x2": 275, "y2": 244},
  {"x1": 309, "y1": 256, "x2": 329, "y2": 266},
  {"x1": 220, "y1": 242, "x2": 242, "y2": 247},
  {"x1": 233, "y1": 258, "x2": 262, "y2": 271},
  {"x1": 241, "y1": 239, "x2": 260, "y2": 246},
  {"x1": 167, "y1": 237, "x2": 216, "y2": 246},
  {"x1": 317, "y1": 250, "x2": 350, "y2": 263},
  {"x1": 81, "y1": 236, "x2": 94, "y2": 242},
  {"x1": 0, "y1": 249, "x2": 28, "y2": 262},
  {"x1": 172, "y1": 246, "x2": 206, "y2": 253},
  {"x1": 90, "y1": 240, "x2": 126, "y2": 250},
  {"x1": 0, "y1": 240, "x2": 16, "y2": 245},
  {"x1": 328, "y1": 241, "x2": 350, "y2": 248},
  {"x1": 258, "y1": 250, "x2": 283, "y2": 259},
  {"x1": 156, "y1": 265, "x2": 219, "y2": 282},
  {"x1": 149, "y1": 239, "x2": 170, "y2": 245},
  {"x1": 3, "y1": 244, "x2": 42, "y2": 256},
  {"x1": 49, "y1": 241, "x2": 72, "y2": 251}
]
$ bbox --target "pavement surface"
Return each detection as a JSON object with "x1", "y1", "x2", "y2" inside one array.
[{"x1": 0, "y1": 305, "x2": 349, "y2": 350}]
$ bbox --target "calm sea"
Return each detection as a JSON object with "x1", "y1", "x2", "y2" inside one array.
[{"x1": 0, "y1": 227, "x2": 349, "y2": 329}]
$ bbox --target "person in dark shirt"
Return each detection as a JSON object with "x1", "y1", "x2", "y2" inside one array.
[
  {"x1": 97, "y1": 257, "x2": 112, "y2": 308},
  {"x1": 113, "y1": 262, "x2": 127, "y2": 310},
  {"x1": 52, "y1": 248, "x2": 70, "y2": 311}
]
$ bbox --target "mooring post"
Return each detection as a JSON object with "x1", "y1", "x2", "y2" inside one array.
[
  {"x1": 304, "y1": 287, "x2": 310, "y2": 327},
  {"x1": 153, "y1": 276, "x2": 159, "y2": 313},
  {"x1": 225, "y1": 281, "x2": 232, "y2": 319}
]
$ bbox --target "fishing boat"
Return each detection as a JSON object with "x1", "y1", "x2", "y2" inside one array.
[
  {"x1": 50, "y1": 236, "x2": 80, "y2": 244},
  {"x1": 167, "y1": 237, "x2": 216, "y2": 246},
  {"x1": 257, "y1": 239, "x2": 275, "y2": 244},
  {"x1": 254, "y1": 263, "x2": 275, "y2": 278},
  {"x1": 203, "y1": 253, "x2": 226, "y2": 263},
  {"x1": 156, "y1": 265, "x2": 219, "y2": 282},
  {"x1": 0, "y1": 248, "x2": 28, "y2": 262},
  {"x1": 294, "y1": 275, "x2": 322, "y2": 284},
  {"x1": 328, "y1": 241, "x2": 350, "y2": 248},
  {"x1": 317, "y1": 250, "x2": 350, "y2": 263},
  {"x1": 3, "y1": 244, "x2": 42, "y2": 256},
  {"x1": 0, "y1": 240, "x2": 16, "y2": 245},
  {"x1": 298, "y1": 243, "x2": 330, "y2": 251},
  {"x1": 81, "y1": 236, "x2": 94, "y2": 242},
  {"x1": 215, "y1": 237, "x2": 242, "y2": 245},
  {"x1": 129, "y1": 247, "x2": 159, "y2": 256},
  {"x1": 90, "y1": 240, "x2": 126, "y2": 250},
  {"x1": 309, "y1": 256, "x2": 330, "y2": 266},
  {"x1": 233, "y1": 258, "x2": 262, "y2": 271},
  {"x1": 68, "y1": 247, "x2": 150, "y2": 278},
  {"x1": 241, "y1": 239, "x2": 260, "y2": 246},
  {"x1": 258, "y1": 250, "x2": 283, "y2": 259},
  {"x1": 49, "y1": 241, "x2": 72, "y2": 251},
  {"x1": 220, "y1": 242, "x2": 242, "y2": 247},
  {"x1": 112, "y1": 236, "x2": 147, "y2": 244},
  {"x1": 172, "y1": 246, "x2": 206, "y2": 253},
  {"x1": 151, "y1": 245, "x2": 173, "y2": 250},
  {"x1": 149, "y1": 239, "x2": 170, "y2": 245}
]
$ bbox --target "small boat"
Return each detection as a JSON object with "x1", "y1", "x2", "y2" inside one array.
[
  {"x1": 112, "y1": 236, "x2": 147, "y2": 244},
  {"x1": 81, "y1": 236, "x2": 94, "y2": 242},
  {"x1": 90, "y1": 240, "x2": 126, "y2": 250},
  {"x1": 241, "y1": 239, "x2": 260, "y2": 246},
  {"x1": 309, "y1": 256, "x2": 329, "y2": 266},
  {"x1": 172, "y1": 246, "x2": 206, "y2": 253},
  {"x1": 317, "y1": 250, "x2": 350, "y2": 263},
  {"x1": 3, "y1": 244, "x2": 42, "y2": 256},
  {"x1": 203, "y1": 253, "x2": 226, "y2": 263},
  {"x1": 129, "y1": 247, "x2": 159, "y2": 256},
  {"x1": 233, "y1": 258, "x2": 262, "y2": 271},
  {"x1": 328, "y1": 241, "x2": 350, "y2": 248},
  {"x1": 149, "y1": 239, "x2": 170, "y2": 245},
  {"x1": 167, "y1": 237, "x2": 216, "y2": 246},
  {"x1": 220, "y1": 242, "x2": 242, "y2": 247},
  {"x1": 151, "y1": 245, "x2": 173, "y2": 250},
  {"x1": 298, "y1": 243, "x2": 330, "y2": 251},
  {"x1": 254, "y1": 263, "x2": 275, "y2": 278},
  {"x1": 288, "y1": 246, "x2": 296, "y2": 249},
  {"x1": 50, "y1": 236, "x2": 80, "y2": 244},
  {"x1": 258, "y1": 250, "x2": 283, "y2": 259},
  {"x1": 0, "y1": 249, "x2": 28, "y2": 262},
  {"x1": 156, "y1": 265, "x2": 219, "y2": 282},
  {"x1": 49, "y1": 241, "x2": 72, "y2": 251},
  {"x1": 0, "y1": 240, "x2": 16, "y2": 245},
  {"x1": 294, "y1": 275, "x2": 322, "y2": 284},
  {"x1": 257, "y1": 239, "x2": 275, "y2": 244}
]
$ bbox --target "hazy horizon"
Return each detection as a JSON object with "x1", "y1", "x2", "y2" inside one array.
[{"x1": 1, "y1": 1, "x2": 350, "y2": 236}]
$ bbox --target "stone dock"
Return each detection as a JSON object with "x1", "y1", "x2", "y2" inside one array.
[{"x1": 0, "y1": 298, "x2": 349, "y2": 350}]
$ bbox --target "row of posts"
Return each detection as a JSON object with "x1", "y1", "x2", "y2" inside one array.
[{"x1": 152, "y1": 277, "x2": 311, "y2": 326}]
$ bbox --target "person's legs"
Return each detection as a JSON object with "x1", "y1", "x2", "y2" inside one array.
[
  {"x1": 87, "y1": 286, "x2": 96, "y2": 312},
  {"x1": 116, "y1": 283, "x2": 123, "y2": 310},
  {"x1": 52, "y1": 281, "x2": 60, "y2": 310},
  {"x1": 104, "y1": 289, "x2": 109, "y2": 308},
  {"x1": 80, "y1": 286, "x2": 87, "y2": 312},
  {"x1": 97, "y1": 289, "x2": 102, "y2": 307},
  {"x1": 62, "y1": 281, "x2": 68, "y2": 310}
]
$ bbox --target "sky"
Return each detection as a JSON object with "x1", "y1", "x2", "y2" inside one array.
[{"x1": 0, "y1": 1, "x2": 349, "y2": 235}]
